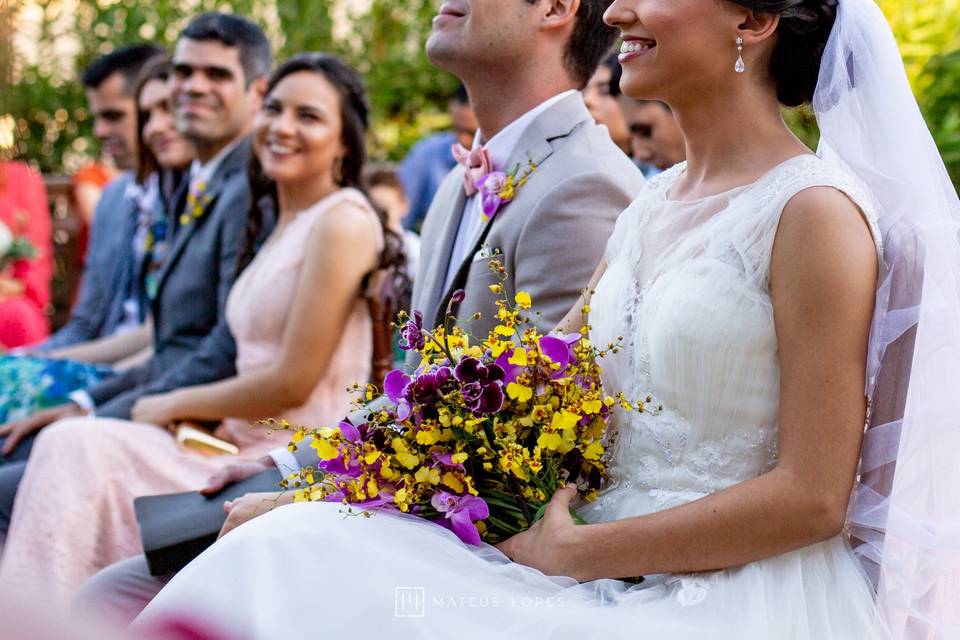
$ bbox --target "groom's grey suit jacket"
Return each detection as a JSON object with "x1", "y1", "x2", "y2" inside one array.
[
  {"x1": 87, "y1": 138, "x2": 262, "y2": 419},
  {"x1": 292, "y1": 93, "x2": 643, "y2": 469},
  {"x1": 411, "y1": 92, "x2": 643, "y2": 342}
]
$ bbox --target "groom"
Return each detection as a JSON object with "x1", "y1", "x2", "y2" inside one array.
[{"x1": 78, "y1": 0, "x2": 641, "y2": 620}]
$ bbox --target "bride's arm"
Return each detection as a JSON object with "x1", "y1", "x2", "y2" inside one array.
[
  {"x1": 129, "y1": 203, "x2": 381, "y2": 426},
  {"x1": 553, "y1": 259, "x2": 607, "y2": 335},
  {"x1": 500, "y1": 187, "x2": 879, "y2": 581}
]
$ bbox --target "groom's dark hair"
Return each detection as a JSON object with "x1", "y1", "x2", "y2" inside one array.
[{"x1": 526, "y1": 0, "x2": 619, "y2": 88}]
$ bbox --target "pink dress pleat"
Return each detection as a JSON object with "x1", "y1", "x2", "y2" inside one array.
[{"x1": 0, "y1": 188, "x2": 382, "y2": 603}]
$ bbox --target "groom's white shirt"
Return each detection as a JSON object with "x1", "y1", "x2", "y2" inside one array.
[
  {"x1": 268, "y1": 89, "x2": 578, "y2": 476},
  {"x1": 442, "y1": 89, "x2": 577, "y2": 292}
]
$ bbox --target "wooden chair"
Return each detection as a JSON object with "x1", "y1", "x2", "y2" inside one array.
[
  {"x1": 364, "y1": 261, "x2": 411, "y2": 390},
  {"x1": 43, "y1": 174, "x2": 86, "y2": 331}
]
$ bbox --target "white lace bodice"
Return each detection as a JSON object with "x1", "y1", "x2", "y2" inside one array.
[{"x1": 581, "y1": 155, "x2": 882, "y2": 521}]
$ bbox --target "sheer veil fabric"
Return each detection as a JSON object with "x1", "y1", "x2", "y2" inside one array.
[{"x1": 817, "y1": 1, "x2": 960, "y2": 637}]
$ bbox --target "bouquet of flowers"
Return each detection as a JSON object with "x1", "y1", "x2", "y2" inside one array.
[
  {"x1": 274, "y1": 260, "x2": 651, "y2": 545},
  {"x1": 0, "y1": 217, "x2": 37, "y2": 270}
]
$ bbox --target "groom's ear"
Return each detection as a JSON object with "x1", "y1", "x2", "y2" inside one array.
[
  {"x1": 735, "y1": 10, "x2": 780, "y2": 50},
  {"x1": 540, "y1": 0, "x2": 580, "y2": 33}
]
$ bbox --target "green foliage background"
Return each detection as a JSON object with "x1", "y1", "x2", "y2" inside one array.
[{"x1": 0, "y1": 0, "x2": 958, "y2": 184}]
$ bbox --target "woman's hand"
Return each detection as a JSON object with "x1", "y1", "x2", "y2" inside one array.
[
  {"x1": 131, "y1": 392, "x2": 179, "y2": 428},
  {"x1": 495, "y1": 485, "x2": 592, "y2": 582},
  {"x1": 0, "y1": 403, "x2": 86, "y2": 455},
  {"x1": 218, "y1": 490, "x2": 294, "y2": 539}
]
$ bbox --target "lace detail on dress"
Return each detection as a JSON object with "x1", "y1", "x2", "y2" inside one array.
[{"x1": 589, "y1": 155, "x2": 877, "y2": 522}]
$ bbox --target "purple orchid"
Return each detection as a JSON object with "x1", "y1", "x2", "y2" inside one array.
[
  {"x1": 384, "y1": 366, "x2": 454, "y2": 421},
  {"x1": 445, "y1": 288, "x2": 466, "y2": 319},
  {"x1": 399, "y1": 311, "x2": 426, "y2": 351},
  {"x1": 539, "y1": 335, "x2": 575, "y2": 379},
  {"x1": 317, "y1": 420, "x2": 363, "y2": 477},
  {"x1": 475, "y1": 171, "x2": 509, "y2": 219},
  {"x1": 455, "y1": 357, "x2": 505, "y2": 414},
  {"x1": 431, "y1": 491, "x2": 490, "y2": 546},
  {"x1": 495, "y1": 350, "x2": 523, "y2": 384},
  {"x1": 495, "y1": 333, "x2": 581, "y2": 384}
]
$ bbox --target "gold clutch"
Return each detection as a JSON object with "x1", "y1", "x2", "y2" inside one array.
[{"x1": 175, "y1": 424, "x2": 240, "y2": 457}]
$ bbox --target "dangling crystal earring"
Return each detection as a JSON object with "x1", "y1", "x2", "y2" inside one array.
[{"x1": 735, "y1": 36, "x2": 745, "y2": 74}]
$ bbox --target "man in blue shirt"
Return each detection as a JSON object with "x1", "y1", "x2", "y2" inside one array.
[{"x1": 397, "y1": 84, "x2": 477, "y2": 232}]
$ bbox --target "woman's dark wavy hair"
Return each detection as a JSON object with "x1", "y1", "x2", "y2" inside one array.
[
  {"x1": 728, "y1": 0, "x2": 838, "y2": 107},
  {"x1": 237, "y1": 53, "x2": 407, "y2": 296}
]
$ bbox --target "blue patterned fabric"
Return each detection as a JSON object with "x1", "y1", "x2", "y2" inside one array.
[{"x1": 0, "y1": 355, "x2": 113, "y2": 423}]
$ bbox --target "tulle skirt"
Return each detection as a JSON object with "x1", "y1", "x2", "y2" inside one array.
[{"x1": 137, "y1": 501, "x2": 889, "y2": 639}]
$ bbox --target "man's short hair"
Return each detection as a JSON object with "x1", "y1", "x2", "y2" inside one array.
[
  {"x1": 451, "y1": 83, "x2": 469, "y2": 106},
  {"x1": 179, "y1": 12, "x2": 273, "y2": 85},
  {"x1": 81, "y1": 43, "x2": 164, "y2": 93},
  {"x1": 526, "y1": 0, "x2": 618, "y2": 88}
]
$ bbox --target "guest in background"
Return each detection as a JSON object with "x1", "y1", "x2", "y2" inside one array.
[
  {"x1": 397, "y1": 84, "x2": 477, "y2": 231},
  {"x1": 50, "y1": 56, "x2": 195, "y2": 368},
  {"x1": 0, "y1": 162, "x2": 53, "y2": 349},
  {"x1": 39, "y1": 46, "x2": 164, "y2": 354},
  {"x1": 71, "y1": 44, "x2": 163, "y2": 246},
  {"x1": 618, "y1": 98, "x2": 685, "y2": 174},
  {"x1": 583, "y1": 51, "x2": 631, "y2": 156},
  {"x1": 0, "y1": 51, "x2": 406, "y2": 606},
  {"x1": 367, "y1": 167, "x2": 420, "y2": 278}
]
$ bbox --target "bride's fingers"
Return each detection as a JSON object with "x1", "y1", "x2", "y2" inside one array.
[{"x1": 544, "y1": 484, "x2": 578, "y2": 521}]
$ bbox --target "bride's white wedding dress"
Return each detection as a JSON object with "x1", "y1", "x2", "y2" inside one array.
[{"x1": 137, "y1": 155, "x2": 889, "y2": 639}]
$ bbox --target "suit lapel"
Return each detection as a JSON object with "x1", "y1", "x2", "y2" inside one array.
[
  {"x1": 433, "y1": 93, "x2": 592, "y2": 323},
  {"x1": 153, "y1": 137, "x2": 251, "y2": 294},
  {"x1": 418, "y1": 169, "x2": 467, "y2": 324}
]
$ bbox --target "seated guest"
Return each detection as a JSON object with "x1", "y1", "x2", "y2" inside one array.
[
  {"x1": 397, "y1": 84, "x2": 477, "y2": 231},
  {"x1": 67, "y1": 44, "x2": 163, "y2": 271},
  {"x1": 618, "y1": 98, "x2": 686, "y2": 174},
  {"x1": 0, "y1": 161, "x2": 53, "y2": 349},
  {"x1": 367, "y1": 167, "x2": 420, "y2": 279},
  {"x1": 0, "y1": 58, "x2": 195, "y2": 438},
  {"x1": 50, "y1": 56, "x2": 195, "y2": 368},
  {"x1": 38, "y1": 44, "x2": 163, "y2": 355},
  {"x1": 0, "y1": 11, "x2": 272, "y2": 532},
  {"x1": 582, "y1": 51, "x2": 631, "y2": 156},
  {"x1": 0, "y1": 51, "x2": 405, "y2": 604}
]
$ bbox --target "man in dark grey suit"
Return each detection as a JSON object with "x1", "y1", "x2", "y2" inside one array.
[
  {"x1": 0, "y1": 13, "x2": 272, "y2": 525},
  {"x1": 77, "y1": 0, "x2": 644, "y2": 622}
]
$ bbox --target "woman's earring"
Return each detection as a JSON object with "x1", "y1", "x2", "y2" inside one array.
[
  {"x1": 735, "y1": 36, "x2": 745, "y2": 74},
  {"x1": 334, "y1": 157, "x2": 344, "y2": 184}
]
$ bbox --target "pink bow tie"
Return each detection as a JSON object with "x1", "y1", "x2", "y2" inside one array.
[{"x1": 451, "y1": 143, "x2": 493, "y2": 197}]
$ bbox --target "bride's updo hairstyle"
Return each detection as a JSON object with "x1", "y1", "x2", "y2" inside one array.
[{"x1": 728, "y1": 0, "x2": 838, "y2": 106}]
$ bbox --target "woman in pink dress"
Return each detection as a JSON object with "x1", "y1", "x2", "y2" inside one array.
[
  {"x1": 0, "y1": 53, "x2": 405, "y2": 603},
  {"x1": 0, "y1": 162, "x2": 54, "y2": 348}
]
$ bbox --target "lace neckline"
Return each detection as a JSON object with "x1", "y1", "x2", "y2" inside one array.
[{"x1": 661, "y1": 154, "x2": 818, "y2": 204}]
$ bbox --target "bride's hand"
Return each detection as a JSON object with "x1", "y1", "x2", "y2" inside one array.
[
  {"x1": 495, "y1": 485, "x2": 591, "y2": 581},
  {"x1": 218, "y1": 491, "x2": 294, "y2": 539}
]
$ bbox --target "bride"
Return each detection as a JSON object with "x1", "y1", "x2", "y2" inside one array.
[{"x1": 134, "y1": 0, "x2": 960, "y2": 638}]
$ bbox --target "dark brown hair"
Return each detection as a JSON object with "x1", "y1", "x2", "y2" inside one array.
[
  {"x1": 133, "y1": 55, "x2": 173, "y2": 185},
  {"x1": 525, "y1": 0, "x2": 620, "y2": 88},
  {"x1": 237, "y1": 53, "x2": 407, "y2": 299},
  {"x1": 727, "y1": 0, "x2": 838, "y2": 106}
]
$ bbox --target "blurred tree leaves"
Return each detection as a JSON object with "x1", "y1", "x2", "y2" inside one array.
[
  {"x1": 0, "y1": 0, "x2": 457, "y2": 172},
  {"x1": 0, "y1": 0, "x2": 957, "y2": 183}
]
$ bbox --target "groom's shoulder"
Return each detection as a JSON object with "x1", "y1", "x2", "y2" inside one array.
[{"x1": 550, "y1": 119, "x2": 642, "y2": 188}]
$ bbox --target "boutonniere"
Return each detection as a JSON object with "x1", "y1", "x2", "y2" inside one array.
[
  {"x1": 180, "y1": 181, "x2": 212, "y2": 227},
  {"x1": 474, "y1": 157, "x2": 538, "y2": 222}
]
